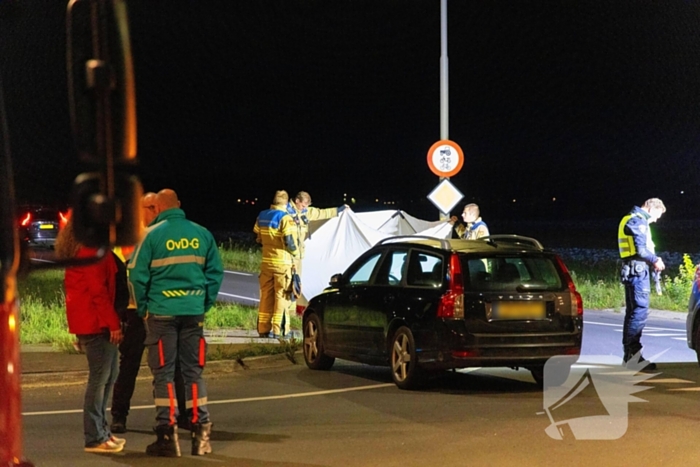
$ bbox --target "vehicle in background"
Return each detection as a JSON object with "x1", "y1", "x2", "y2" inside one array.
[
  {"x1": 302, "y1": 235, "x2": 583, "y2": 389},
  {"x1": 17, "y1": 205, "x2": 67, "y2": 248},
  {"x1": 685, "y1": 264, "x2": 700, "y2": 365}
]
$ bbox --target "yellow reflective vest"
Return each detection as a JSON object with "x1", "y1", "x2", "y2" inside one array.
[{"x1": 618, "y1": 209, "x2": 655, "y2": 260}]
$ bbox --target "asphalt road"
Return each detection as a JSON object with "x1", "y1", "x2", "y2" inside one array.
[{"x1": 21, "y1": 357, "x2": 700, "y2": 466}]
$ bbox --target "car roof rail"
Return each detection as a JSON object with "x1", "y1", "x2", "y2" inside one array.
[
  {"x1": 376, "y1": 235, "x2": 451, "y2": 250},
  {"x1": 478, "y1": 234, "x2": 544, "y2": 250}
]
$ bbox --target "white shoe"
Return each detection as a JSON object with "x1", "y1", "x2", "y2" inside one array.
[
  {"x1": 110, "y1": 435, "x2": 126, "y2": 446},
  {"x1": 84, "y1": 439, "x2": 124, "y2": 453}
]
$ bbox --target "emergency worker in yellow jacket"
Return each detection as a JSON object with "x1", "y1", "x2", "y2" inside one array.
[
  {"x1": 617, "y1": 198, "x2": 666, "y2": 371},
  {"x1": 254, "y1": 190, "x2": 299, "y2": 338},
  {"x1": 286, "y1": 191, "x2": 347, "y2": 274}
]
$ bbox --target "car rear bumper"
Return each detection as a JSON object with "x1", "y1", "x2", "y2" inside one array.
[{"x1": 415, "y1": 319, "x2": 583, "y2": 370}]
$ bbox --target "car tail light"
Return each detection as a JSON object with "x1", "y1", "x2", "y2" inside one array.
[
  {"x1": 694, "y1": 266, "x2": 700, "y2": 289},
  {"x1": 437, "y1": 253, "x2": 464, "y2": 319},
  {"x1": 59, "y1": 211, "x2": 69, "y2": 228},
  {"x1": 295, "y1": 304, "x2": 306, "y2": 316},
  {"x1": 19, "y1": 213, "x2": 31, "y2": 227},
  {"x1": 555, "y1": 256, "x2": 583, "y2": 317}
]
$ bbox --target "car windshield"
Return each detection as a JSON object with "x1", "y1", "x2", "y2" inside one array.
[{"x1": 461, "y1": 255, "x2": 563, "y2": 291}]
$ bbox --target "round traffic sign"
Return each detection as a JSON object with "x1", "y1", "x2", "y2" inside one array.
[{"x1": 427, "y1": 140, "x2": 464, "y2": 177}]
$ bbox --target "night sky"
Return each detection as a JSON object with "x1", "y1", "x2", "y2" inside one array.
[{"x1": 1, "y1": 0, "x2": 700, "y2": 234}]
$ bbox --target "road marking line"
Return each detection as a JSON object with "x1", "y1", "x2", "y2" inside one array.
[
  {"x1": 643, "y1": 378, "x2": 694, "y2": 384},
  {"x1": 225, "y1": 270, "x2": 254, "y2": 276},
  {"x1": 672, "y1": 337, "x2": 687, "y2": 341},
  {"x1": 645, "y1": 333, "x2": 686, "y2": 337},
  {"x1": 669, "y1": 387, "x2": 700, "y2": 392},
  {"x1": 586, "y1": 321, "x2": 685, "y2": 333},
  {"x1": 645, "y1": 326, "x2": 686, "y2": 332},
  {"x1": 584, "y1": 321, "x2": 621, "y2": 327},
  {"x1": 218, "y1": 291, "x2": 259, "y2": 302},
  {"x1": 22, "y1": 383, "x2": 395, "y2": 417}
]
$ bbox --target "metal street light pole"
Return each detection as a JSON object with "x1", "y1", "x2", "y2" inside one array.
[{"x1": 439, "y1": 0, "x2": 449, "y2": 220}]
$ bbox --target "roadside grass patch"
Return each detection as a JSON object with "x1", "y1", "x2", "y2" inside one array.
[
  {"x1": 219, "y1": 239, "x2": 261, "y2": 273},
  {"x1": 17, "y1": 245, "x2": 695, "y2": 352}
]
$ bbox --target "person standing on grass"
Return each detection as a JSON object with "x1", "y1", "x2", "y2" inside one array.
[
  {"x1": 129, "y1": 189, "x2": 223, "y2": 457},
  {"x1": 254, "y1": 190, "x2": 299, "y2": 338},
  {"x1": 55, "y1": 215, "x2": 125, "y2": 454},
  {"x1": 618, "y1": 197, "x2": 666, "y2": 371}
]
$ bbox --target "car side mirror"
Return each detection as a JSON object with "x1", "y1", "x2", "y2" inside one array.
[{"x1": 329, "y1": 273, "x2": 343, "y2": 287}]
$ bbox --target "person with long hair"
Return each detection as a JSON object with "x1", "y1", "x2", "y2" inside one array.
[{"x1": 55, "y1": 216, "x2": 125, "y2": 453}]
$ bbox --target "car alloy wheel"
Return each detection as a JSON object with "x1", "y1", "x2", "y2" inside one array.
[
  {"x1": 390, "y1": 326, "x2": 423, "y2": 390},
  {"x1": 303, "y1": 313, "x2": 334, "y2": 370}
]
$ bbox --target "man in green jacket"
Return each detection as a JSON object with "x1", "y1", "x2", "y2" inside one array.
[{"x1": 129, "y1": 189, "x2": 223, "y2": 457}]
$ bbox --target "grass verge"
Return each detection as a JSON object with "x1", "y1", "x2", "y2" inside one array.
[{"x1": 17, "y1": 246, "x2": 695, "y2": 352}]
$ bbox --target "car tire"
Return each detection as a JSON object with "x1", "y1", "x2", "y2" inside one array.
[
  {"x1": 390, "y1": 326, "x2": 424, "y2": 390},
  {"x1": 303, "y1": 313, "x2": 334, "y2": 370}
]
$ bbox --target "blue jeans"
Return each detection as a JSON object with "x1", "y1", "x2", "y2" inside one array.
[
  {"x1": 145, "y1": 314, "x2": 210, "y2": 427},
  {"x1": 78, "y1": 333, "x2": 119, "y2": 447},
  {"x1": 622, "y1": 267, "x2": 651, "y2": 360}
]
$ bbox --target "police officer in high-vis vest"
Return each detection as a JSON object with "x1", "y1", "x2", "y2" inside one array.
[
  {"x1": 129, "y1": 189, "x2": 223, "y2": 457},
  {"x1": 618, "y1": 198, "x2": 666, "y2": 370}
]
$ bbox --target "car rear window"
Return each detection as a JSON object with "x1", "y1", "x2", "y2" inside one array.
[
  {"x1": 461, "y1": 255, "x2": 564, "y2": 291},
  {"x1": 34, "y1": 209, "x2": 59, "y2": 219}
]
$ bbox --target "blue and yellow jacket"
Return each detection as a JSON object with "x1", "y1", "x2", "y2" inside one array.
[
  {"x1": 254, "y1": 204, "x2": 299, "y2": 270},
  {"x1": 128, "y1": 208, "x2": 224, "y2": 317}
]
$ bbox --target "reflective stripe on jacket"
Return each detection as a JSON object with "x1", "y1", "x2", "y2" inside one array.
[
  {"x1": 286, "y1": 203, "x2": 338, "y2": 259},
  {"x1": 617, "y1": 206, "x2": 657, "y2": 264},
  {"x1": 254, "y1": 205, "x2": 299, "y2": 268},
  {"x1": 455, "y1": 218, "x2": 490, "y2": 240},
  {"x1": 128, "y1": 208, "x2": 224, "y2": 317}
]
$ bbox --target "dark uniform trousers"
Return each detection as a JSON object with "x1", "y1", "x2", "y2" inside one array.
[
  {"x1": 622, "y1": 264, "x2": 651, "y2": 360},
  {"x1": 145, "y1": 313, "x2": 210, "y2": 426},
  {"x1": 111, "y1": 310, "x2": 187, "y2": 420}
]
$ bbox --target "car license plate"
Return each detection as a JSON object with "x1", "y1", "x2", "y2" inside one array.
[
  {"x1": 492, "y1": 301, "x2": 545, "y2": 320},
  {"x1": 39, "y1": 224, "x2": 54, "y2": 230}
]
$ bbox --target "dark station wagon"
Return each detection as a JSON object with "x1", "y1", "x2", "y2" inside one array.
[
  {"x1": 17, "y1": 205, "x2": 67, "y2": 248},
  {"x1": 302, "y1": 235, "x2": 583, "y2": 389}
]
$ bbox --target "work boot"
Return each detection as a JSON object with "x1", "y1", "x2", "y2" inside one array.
[
  {"x1": 145, "y1": 424, "x2": 181, "y2": 457},
  {"x1": 191, "y1": 422, "x2": 213, "y2": 456},
  {"x1": 110, "y1": 415, "x2": 127, "y2": 434}
]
